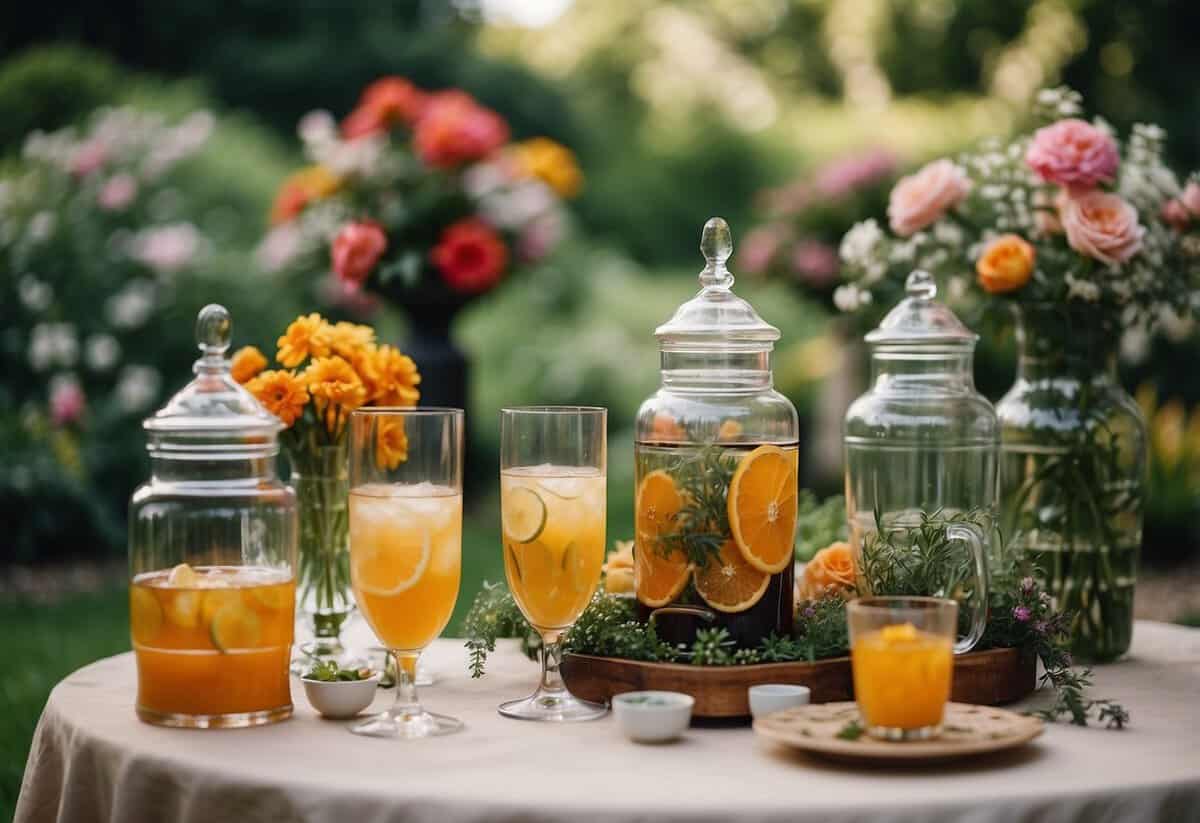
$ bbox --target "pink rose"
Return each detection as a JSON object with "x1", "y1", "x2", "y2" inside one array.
[
  {"x1": 70, "y1": 140, "x2": 108, "y2": 177},
  {"x1": 1162, "y1": 198, "x2": 1191, "y2": 231},
  {"x1": 50, "y1": 378, "x2": 86, "y2": 426},
  {"x1": 332, "y1": 221, "x2": 387, "y2": 287},
  {"x1": 1181, "y1": 181, "x2": 1200, "y2": 217},
  {"x1": 1061, "y1": 191, "x2": 1144, "y2": 265},
  {"x1": 737, "y1": 227, "x2": 785, "y2": 274},
  {"x1": 98, "y1": 174, "x2": 138, "y2": 211},
  {"x1": 1025, "y1": 119, "x2": 1119, "y2": 192},
  {"x1": 790, "y1": 240, "x2": 839, "y2": 286},
  {"x1": 887, "y1": 159, "x2": 970, "y2": 236},
  {"x1": 1033, "y1": 188, "x2": 1069, "y2": 236}
]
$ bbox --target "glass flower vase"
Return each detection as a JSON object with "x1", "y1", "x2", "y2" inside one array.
[
  {"x1": 996, "y1": 305, "x2": 1147, "y2": 662},
  {"x1": 291, "y1": 443, "x2": 354, "y2": 662}
]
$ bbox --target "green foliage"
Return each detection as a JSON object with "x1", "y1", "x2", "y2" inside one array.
[
  {"x1": 793, "y1": 595, "x2": 851, "y2": 661},
  {"x1": 656, "y1": 443, "x2": 737, "y2": 568},
  {"x1": 0, "y1": 46, "x2": 124, "y2": 152},
  {"x1": 795, "y1": 491, "x2": 847, "y2": 561}
]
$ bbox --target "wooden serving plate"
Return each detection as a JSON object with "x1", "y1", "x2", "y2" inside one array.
[{"x1": 561, "y1": 646, "x2": 1035, "y2": 718}]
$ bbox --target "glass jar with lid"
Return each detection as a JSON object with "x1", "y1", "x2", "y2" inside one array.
[
  {"x1": 129, "y1": 304, "x2": 298, "y2": 728},
  {"x1": 634, "y1": 218, "x2": 799, "y2": 649},
  {"x1": 843, "y1": 271, "x2": 994, "y2": 651}
]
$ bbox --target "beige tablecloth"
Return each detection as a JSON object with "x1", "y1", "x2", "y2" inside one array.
[{"x1": 16, "y1": 620, "x2": 1200, "y2": 823}]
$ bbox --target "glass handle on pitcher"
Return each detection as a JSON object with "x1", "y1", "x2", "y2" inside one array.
[{"x1": 946, "y1": 522, "x2": 989, "y2": 654}]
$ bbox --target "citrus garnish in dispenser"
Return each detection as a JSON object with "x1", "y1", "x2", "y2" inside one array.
[
  {"x1": 728, "y1": 445, "x2": 798, "y2": 573},
  {"x1": 692, "y1": 539, "x2": 770, "y2": 612},
  {"x1": 634, "y1": 470, "x2": 690, "y2": 607}
]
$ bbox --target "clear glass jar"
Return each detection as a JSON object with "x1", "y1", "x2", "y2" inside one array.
[
  {"x1": 997, "y1": 304, "x2": 1146, "y2": 662},
  {"x1": 129, "y1": 305, "x2": 298, "y2": 728},
  {"x1": 634, "y1": 218, "x2": 799, "y2": 649},
  {"x1": 843, "y1": 271, "x2": 995, "y2": 651}
]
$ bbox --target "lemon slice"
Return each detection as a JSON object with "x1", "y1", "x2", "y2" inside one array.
[
  {"x1": 353, "y1": 526, "x2": 431, "y2": 597},
  {"x1": 210, "y1": 601, "x2": 262, "y2": 651},
  {"x1": 200, "y1": 588, "x2": 243, "y2": 625},
  {"x1": 130, "y1": 587, "x2": 163, "y2": 643},
  {"x1": 167, "y1": 562, "x2": 199, "y2": 587},
  {"x1": 164, "y1": 590, "x2": 202, "y2": 629},
  {"x1": 503, "y1": 486, "x2": 547, "y2": 544},
  {"x1": 251, "y1": 583, "x2": 292, "y2": 611}
]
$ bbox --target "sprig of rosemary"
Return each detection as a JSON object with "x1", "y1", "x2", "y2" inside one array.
[
  {"x1": 461, "y1": 581, "x2": 541, "y2": 678},
  {"x1": 656, "y1": 443, "x2": 738, "y2": 568}
]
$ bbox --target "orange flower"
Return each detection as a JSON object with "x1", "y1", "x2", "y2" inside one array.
[
  {"x1": 245, "y1": 370, "x2": 309, "y2": 427},
  {"x1": 328, "y1": 321, "x2": 376, "y2": 359},
  {"x1": 305, "y1": 356, "x2": 367, "y2": 434},
  {"x1": 230, "y1": 345, "x2": 268, "y2": 384},
  {"x1": 976, "y1": 234, "x2": 1036, "y2": 294},
  {"x1": 277, "y1": 313, "x2": 333, "y2": 368},
  {"x1": 650, "y1": 413, "x2": 686, "y2": 442},
  {"x1": 370, "y1": 345, "x2": 421, "y2": 406},
  {"x1": 341, "y1": 76, "x2": 428, "y2": 139},
  {"x1": 413, "y1": 91, "x2": 509, "y2": 169},
  {"x1": 516, "y1": 137, "x2": 583, "y2": 198},
  {"x1": 801, "y1": 541, "x2": 857, "y2": 599},
  {"x1": 375, "y1": 416, "x2": 409, "y2": 470},
  {"x1": 269, "y1": 166, "x2": 340, "y2": 225}
]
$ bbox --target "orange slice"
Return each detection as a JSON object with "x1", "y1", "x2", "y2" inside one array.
[
  {"x1": 727, "y1": 445, "x2": 798, "y2": 574},
  {"x1": 692, "y1": 539, "x2": 770, "y2": 613},
  {"x1": 633, "y1": 470, "x2": 690, "y2": 607}
]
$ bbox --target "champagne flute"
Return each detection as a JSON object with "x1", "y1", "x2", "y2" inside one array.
[
  {"x1": 499, "y1": 406, "x2": 608, "y2": 721},
  {"x1": 348, "y1": 408, "x2": 463, "y2": 738}
]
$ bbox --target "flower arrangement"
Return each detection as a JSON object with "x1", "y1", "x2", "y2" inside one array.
[
  {"x1": 259, "y1": 76, "x2": 582, "y2": 309},
  {"x1": 738, "y1": 148, "x2": 896, "y2": 294},
  {"x1": 233, "y1": 313, "x2": 420, "y2": 654},
  {"x1": 0, "y1": 105, "x2": 224, "y2": 558},
  {"x1": 833, "y1": 87, "x2": 1200, "y2": 661}
]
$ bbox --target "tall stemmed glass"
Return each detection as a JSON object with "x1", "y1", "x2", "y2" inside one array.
[
  {"x1": 348, "y1": 408, "x2": 464, "y2": 738},
  {"x1": 499, "y1": 406, "x2": 608, "y2": 721}
]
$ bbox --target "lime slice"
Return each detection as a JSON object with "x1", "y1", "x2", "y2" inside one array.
[
  {"x1": 164, "y1": 590, "x2": 202, "y2": 629},
  {"x1": 129, "y1": 587, "x2": 163, "y2": 643},
  {"x1": 503, "y1": 487, "x2": 547, "y2": 543},
  {"x1": 210, "y1": 601, "x2": 262, "y2": 651},
  {"x1": 506, "y1": 545, "x2": 524, "y2": 584},
  {"x1": 352, "y1": 527, "x2": 431, "y2": 597},
  {"x1": 535, "y1": 479, "x2": 581, "y2": 501},
  {"x1": 200, "y1": 588, "x2": 243, "y2": 625}
]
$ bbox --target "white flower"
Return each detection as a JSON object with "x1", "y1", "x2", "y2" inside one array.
[
  {"x1": 1119, "y1": 325, "x2": 1150, "y2": 365},
  {"x1": 18, "y1": 275, "x2": 53, "y2": 312},
  {"x1": 256, "y1": 224, "x2": 303, "y2": 272},
  {"x1": 839, "y1": 219, "x2": 883, "y2": 266},
  {"x1": 129, "y1": 223, "x2": 201, "y2": 274},
  {"x1": 106, "y1": 280, "x2": 157, "y2": 329},
  {"x1": 298, "y1": 110, "x2": 338, "y2": 146},
  {"x1": 28, "y1": 323, "x2": 78, "y2": 371},
  {"x1": 932, "y1": 220, "x2": 964, "y2": 247},
  {"x1": 85, "y1": 334, "x2": 122, "y2": 372},
  {"x1": 28, "y1": 211, "x2": 56, "y2": 243},
  {"x1": 479, "y1": 180, "x2": 555, "y2": 229},
  {"x1": 1065, "y1": 274, "x2": 1101, "y2": 302},
  {"x1": 313, "y1": 133, "x2": 387, "y2": 178},
  {"x1": 947, "y1": 276, "x2": 968, "y2": 301},
  {"x1": 115, "y1": 365, "x2": 162, "y2": 413},
  {"x1": 833, "y1": 284, "x2": 873, "y2": 312}
]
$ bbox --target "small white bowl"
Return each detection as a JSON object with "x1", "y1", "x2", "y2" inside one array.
[
  {"x1": 302, "y1": 673, "x2": 381, "y2": 719},
  {"x1": 612, "y1": 691, "x2": 694, "y2": 743},
  {"x1": 748, "y1": 684, "x2": 811, "y2": 718}
]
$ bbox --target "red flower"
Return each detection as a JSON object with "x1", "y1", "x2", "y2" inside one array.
[
  {"x1": 332, "y1": 221, "x2": 388, "y2": 288},
  {"x1": 431, "y1": 219, "x2": 508, "y2": 294},
  {"x1": 413, "y1": 91, "x2": 509, "y2": 169},
  {"x1": 341, "y1": 76, "x2": 428, "y2": 139}
]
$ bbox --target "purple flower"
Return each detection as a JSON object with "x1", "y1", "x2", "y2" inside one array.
[
  {"x1": 1013, "y1": 605, "x2": 1032, "y2": 623},
  {"x1": 1020, "y1": 576, "x2": 1036, "y2": 594},
  {"x1": 803, "y1": 605, "x2": 817, "y2": 620}
]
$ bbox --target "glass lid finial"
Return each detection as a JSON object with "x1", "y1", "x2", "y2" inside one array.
[
  {"x1": 699, "y1": 217, "x2": 734, "y2": 289},
  {"x1": 865, "y1": 269, "x2": 976, "y2": 346}
]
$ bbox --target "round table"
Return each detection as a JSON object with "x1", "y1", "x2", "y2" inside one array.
[{"x1": 16, "y1": 621, "x2": 1200, "y2": 823}]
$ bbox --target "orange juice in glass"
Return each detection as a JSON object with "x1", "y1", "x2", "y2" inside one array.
[
  {"x1": 502, "y1": 467, "x2": 606, "y2": 631},
  {"x1": 847, "y1": 597, "x2": 957, "y2": 740},
  {"x1": 131, "y1": 564, "x2": 295, "y2": 726},
  {"x1": 498, "y1": 406, "x2": 608, "y2": 722},
  {"x1": 348, "y1": 408, "x2": 464, "y2": 739}
]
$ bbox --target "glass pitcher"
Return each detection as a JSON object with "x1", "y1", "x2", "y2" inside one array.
[
  {"x1": 843, "y1": 271, "x2": 995, "y2": 652},
  {"x1": 634, "y1": 218, "x2": 800, "y2": 649},
  {"x1": 129, "y1": 304, "x2": 298, "y2": 727}
]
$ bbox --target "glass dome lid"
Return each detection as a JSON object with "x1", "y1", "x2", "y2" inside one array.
[
  {"x1": 143, "y1": 304, "x2": 282, "y2": 456},
  {"x1": 654, "y1": 217, "x2": 780, "y2": 353},
  {"x1": 865, "y1": 270, "x2": 977, "y2": 347}
]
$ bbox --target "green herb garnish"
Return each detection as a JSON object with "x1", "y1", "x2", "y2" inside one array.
[
  {"x1": 656, "y1": 443, "x2": 738, "y2": 568},
  {"x1": 304, "y1": 660, "x2": 373, "y2": 682},
  {"x1": 836, "y1": 720, "x2": 864, "y2": 741}
]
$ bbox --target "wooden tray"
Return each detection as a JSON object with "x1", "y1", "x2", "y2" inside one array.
[
  {"x1": 754, "y1": 702, "x2": 1044, "y2": 765},
  {"x1": 561, "y1": 647, "x2": 1035, "y2": 718}
]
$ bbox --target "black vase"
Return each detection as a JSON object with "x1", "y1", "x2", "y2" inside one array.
[{"x1": 404, "y1": 305, "x2": 468, "y2": 413}]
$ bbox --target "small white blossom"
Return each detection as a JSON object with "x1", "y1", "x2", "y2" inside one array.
[
  {"x1": 28, "y1": 323, "x2": 78, "y2": 371},
  {"x1": 129, "y1": 223, "x2": 201, "y2": 274},
  {"x1": 1065, "y1": 274, "x2": 1101, "y2": 302},
  {"x1": 115, "y1": 365, "x2": 162, "y2": 413},
  {"x1": 833, "y1": 284, "x2": 873, "y2": 312},
  {"x1": 18, "y1": 275, "x2": 53, "y2": 312},
  {"x1": 839, "y1": 220, "x2": 883, "y2": 266},
  {"x1": 84, "y1": 334, "x2": 122, "y2": 372},
  {"x1": 106, "y1": 280, "x2": 157, "y2": 329},
  {"x1": 298, "y1": 110, "x2": 337, "y2": 146},
  {"x1": 28, "y1": 211, "x2": 56, "y2": 243}
]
